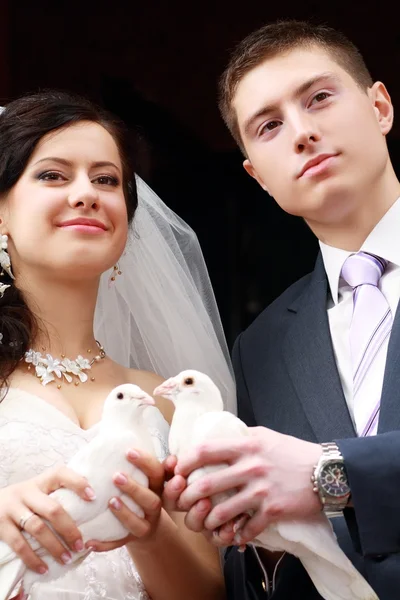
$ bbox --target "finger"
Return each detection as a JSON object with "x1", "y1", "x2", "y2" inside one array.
[
  {"x1": 108, "y1": 496, "x2": 151, "y2": 538},
  {"x1": 126, "y1": 450, "x2": 164, "y2": 496},
  {"x1": 214, "y1": 520, "x2": 236, "y2": 546},
  {"x1": 39, "y1": 466, "x2": 96, "y2": 501},
  {"x1": 203, "y1": 490, "x2": 258, "y2": 531},
  {"x1": 163, "y1": 455, "x2": 177, "y2": 479},
  {"x1": 234, "y1": 510, "x2": 270, "y2": 544},
  {"x1": 232, "y1": 513, "x2": 250, "y2": 533},
  {"x1": 178, "y1": 468, "x2": 244, "y2": 510},
  {"x1": 184, "y1": 499, "x2": 212, "y2": 533},
  {"x1": 211, "y1": 529, "x2": 233, "y2": 547},
  {"x1": 2, "y1": 520, "x2": 48, "y2": 574},
  {"x1": 175, "y1": 439, "x2": 252, "y2": 477},
  {"x1": 27, "y1": 492, "x2": 84, "y2": 554},
  {"x1": 113, "y1": 472, "x2": 161, "y2": 517},
  {"x1": 86, "y1": 536, "x2": 132, "y2": 553},
  {"x1": 162, "y1": 475, "x2": 186, "y2": 512},
  {"x1": 20, "y1": 512, "x2": 72, "y2": 565}
]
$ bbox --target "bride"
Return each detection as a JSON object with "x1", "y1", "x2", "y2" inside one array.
[{"x1": 0, "y1": 92, "x2": 235, "y2": 599}]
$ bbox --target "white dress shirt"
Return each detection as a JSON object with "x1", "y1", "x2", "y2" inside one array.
[{"x1": 319, "y1": 197, "x2": 400, "y2": 427}]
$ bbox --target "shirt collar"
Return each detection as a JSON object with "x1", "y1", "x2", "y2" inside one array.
[{"x1": 319, "y1": 196, "x2": 400, "y2": 305}]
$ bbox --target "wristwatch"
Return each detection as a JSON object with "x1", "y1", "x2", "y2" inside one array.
[{"x1": 312, "y1": 442, "x2": 351, "y2": 512}]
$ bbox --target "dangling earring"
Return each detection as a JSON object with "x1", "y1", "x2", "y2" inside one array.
[
  {"x1": 0, "y1": 283, "x2": 10, "y2": 299},
  {"x1": 0, "y1": 234, "x2": 14, "y2": 280},
  {"x1": 109, "y1": 263, "x2": 122, "y2": 285}
]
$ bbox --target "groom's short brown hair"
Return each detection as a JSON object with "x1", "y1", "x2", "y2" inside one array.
[{"x1": 219, "y1": 20, "x2": 373, "y2": 150}]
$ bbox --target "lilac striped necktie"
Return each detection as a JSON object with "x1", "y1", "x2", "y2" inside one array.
[{"x1": 341, "y1": 252, "x2": 392, "y2": 436}]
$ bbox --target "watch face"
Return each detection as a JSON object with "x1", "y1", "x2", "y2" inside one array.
[{"x1": 320, "y1": 461, "x2": 350, "y2": 497}]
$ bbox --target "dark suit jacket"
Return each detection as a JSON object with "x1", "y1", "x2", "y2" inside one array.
[{"x1": 225, "y1": 254, "x2": 400, "y2": 599}]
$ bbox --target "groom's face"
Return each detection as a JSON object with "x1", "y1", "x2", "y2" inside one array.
[{"x1": 233, "y1": 46, "x2": 392, "y2": 227}]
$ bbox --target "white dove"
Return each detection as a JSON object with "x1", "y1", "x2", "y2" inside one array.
[
  {"x1": 154, "y1": 370, "x2": 378, "y2": 600},
  {"x1": 0, "y1": 383, "x2": 158, "y2": 600}
]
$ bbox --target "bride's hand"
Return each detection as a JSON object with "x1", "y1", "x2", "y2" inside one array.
[
  {"x1": 85, "y1": 450, "x2": 164, "y2": 553},
  {"x1": 0, "y1": 466, "x2": 95, "y2": 574}
]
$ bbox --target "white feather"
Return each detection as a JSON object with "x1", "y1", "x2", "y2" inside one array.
[
  {"x1": 0, "y1": 383, "x2": 158, "y2": 599},
  {"x1": 160, "y1": 370, "x2": 378, "y2": 600}
]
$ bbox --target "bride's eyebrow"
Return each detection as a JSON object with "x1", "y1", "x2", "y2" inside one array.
[
  {"x1": 33, "y1": 157, "x2": 121, "y2": 173},
  {"x1": 91, "y1": 161, "x2": 121, "y2": 173},
  {"x1": 33, "y1": 157, "x2": 72, "y2": 167}
]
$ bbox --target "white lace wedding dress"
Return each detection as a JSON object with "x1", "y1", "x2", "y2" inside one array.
[{"x1": 0, "y1": 387, "x2": 170, "y2": 599}]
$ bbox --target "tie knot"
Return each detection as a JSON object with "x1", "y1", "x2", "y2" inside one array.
[{"x1": 341, "y1": 252, "x2": 387, "y2": 289}]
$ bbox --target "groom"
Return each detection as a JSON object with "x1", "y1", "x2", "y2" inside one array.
[{"x1": 164, "y1": 20, "x2": 400, "y2": 599}]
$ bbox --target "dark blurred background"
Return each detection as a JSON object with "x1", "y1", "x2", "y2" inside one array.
[{"x1": 1, "y1": 0, "x2": 399, "y2": 347}]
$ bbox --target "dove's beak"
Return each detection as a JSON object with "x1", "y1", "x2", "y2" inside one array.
[
  {"x1": 153, "y1": 377, "x2": 178, "y2": 399},
  {"x1": 139, "y1": 392, "x2": 156, "y2": 406}
]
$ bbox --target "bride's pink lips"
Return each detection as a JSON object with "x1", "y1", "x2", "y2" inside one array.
[{"x1": 58, "y1": 218, "x2": 107, "y2": 234}]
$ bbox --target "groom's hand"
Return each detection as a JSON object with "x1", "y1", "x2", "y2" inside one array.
[
  {"x1": 175, "y1": 426, "x2": 322, "y2": 544},
  {"x1": 163, "y1": 455, "x2": 235, "y2": 546}
]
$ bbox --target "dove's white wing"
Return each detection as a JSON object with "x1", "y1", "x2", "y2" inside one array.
[
  {"x1": 186, "y1": 411, "x2": 249, "y2": 507},
  {"x1": 191, "y1": 410, "x2": 249, "y2": 445},
  {"x1": 0, "y1": 541, "x2": 18, "y2": 565},
  {"x1": 51, "y1": 427, "x2": 153, "y2": 524},
  {"x1": 0, "y1": 526, "x2": 33, "y2": 600},
  {"x1": 0, "y1": 425, "x2": 154, "y2": 599},
  {"x1": 299, "y1": 548, "x2": 378, "y2": 600},
  {"x1": 143, "y1": 404, "x2": 170, "y2": 461},
  {"x1": 277, "y1": 516, "x2": 377, "y2": 600},
  {"x1": 78, "y1": 507, "x2": 128, "y2": 543},
  {"x1": 21, "y1": 440, "x2": 151, "y2": 597},
  {"x1": 168, "y1": 375, "x2": 377, "y2": 600},
  {"x1": 0, "y1": 558, "x2": 25, "y2": 600},
  {"x1": 254, "y1": 515, "x2": 378, "y2": 600},
  {"x1": 77, "y1": 410, "x2": 163, "y2": 544},
  {"x1": 256, "y1": 513, "x2": 344, "y2": 556}
]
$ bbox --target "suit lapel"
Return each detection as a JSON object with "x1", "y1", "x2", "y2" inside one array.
[
  {"x1": 378, "y1": 300, "x2": 400, "y2": 433},
  {"x1": 282, "y1": 255, "x2": 356, "y2": 442}
]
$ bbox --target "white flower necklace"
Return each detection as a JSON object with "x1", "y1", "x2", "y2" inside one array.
[{"x1": 24, "y1": 341, "x2": 106, "y2": 388}]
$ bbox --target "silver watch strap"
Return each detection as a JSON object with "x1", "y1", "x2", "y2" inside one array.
[
  {"x1": 313, "y1": 442, "x2": 350, "y2": 513},
  {"x1": 321, "y1": 441, "x2": 343, "y2": 459}
]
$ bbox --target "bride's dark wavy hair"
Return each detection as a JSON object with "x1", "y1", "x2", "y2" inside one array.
[{"x1": 0, "y1": 90, "x2": 138, "y2": 389}]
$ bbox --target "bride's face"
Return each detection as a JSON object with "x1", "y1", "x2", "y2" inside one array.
[{"x1": 1, "y1": 121, "x2": 128, "y2": 281}]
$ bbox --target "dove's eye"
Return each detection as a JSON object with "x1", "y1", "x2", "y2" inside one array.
[
  {"x1": 117, "y1": 392, "x2": 124, "y2": 399},
  {"x1": 184, "y1": 377, "x2": 194, "y2": 386}
]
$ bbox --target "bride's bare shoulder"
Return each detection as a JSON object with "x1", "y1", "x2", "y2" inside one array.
[{"x1": 124, "y1": 367, "x2": 174, "y2": 424}]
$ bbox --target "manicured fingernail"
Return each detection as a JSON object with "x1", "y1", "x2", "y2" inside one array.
[
  {"x1": 38, "y1": 566, "x2": 48, "y2": 574},
  {"x1": 109, "y1": 497, "x2": 122, "y2": 510},
  {"x1": 86, "y1": 543, "x2": 96, "y2": 551},
  {"x1": 85, "y1": 486, "x2": 96, "y2": 500},
  {"x1": 61, "y1": 552, "x2": 72, "y2": 564},
  {"x1": 75, "y1": 539, "x2": 84, "y2": 552},
  {"x1": 127, "y1": 449, "x2": 140, "y2": 460},
  {"x1": 114, "y1": 472, "x2": 128, "y2": 485}
]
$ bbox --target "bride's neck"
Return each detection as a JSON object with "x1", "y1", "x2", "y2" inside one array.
[{"x1": 20, "y1": 273, "x2": 100, "y2": 357}]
